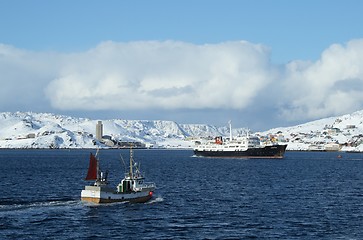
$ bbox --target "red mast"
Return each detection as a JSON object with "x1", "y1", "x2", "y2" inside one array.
[{"x1": 85, "y1": 153, "x2": 98, "y2": 180}]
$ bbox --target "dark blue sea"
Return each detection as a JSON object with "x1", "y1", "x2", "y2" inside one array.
[{"x1": 1, "y1": 149, "x2": 363, "y2": 239}]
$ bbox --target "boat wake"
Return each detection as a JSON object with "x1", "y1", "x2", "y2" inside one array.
[
  {"x1": 344, "y1": 158, "x2": 363, "y2": 161},
  {"x1": 147, "y1": 196, "x2": 164, "y2": 204},
  {"x1": 0, "y1": 198, "x2": 79, "y2": 213}
]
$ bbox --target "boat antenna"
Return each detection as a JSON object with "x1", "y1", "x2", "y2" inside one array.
[
  {"x1": 119, "y1": 153, "x2": 126, "y2": 174},
  {"x1": 95, "y1": 148, "x2": 100, "y2": 158}
]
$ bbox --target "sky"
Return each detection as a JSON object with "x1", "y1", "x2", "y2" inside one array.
[{"x1": 1, "y1": 0, "x2": 363, "y2": 131}]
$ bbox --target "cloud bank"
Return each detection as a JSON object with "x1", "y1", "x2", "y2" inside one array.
[
  {"x1": 45, "y1": 41, "x2": 272, "y2": 111},
  {"x1": 281, "y1": 39, "x2": 363, "y2": 120},
  {"x1": 1, "y1": 39, "x2": 363, "y2": 126}
]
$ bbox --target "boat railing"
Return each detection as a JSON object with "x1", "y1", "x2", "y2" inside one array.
[
  {"x1": 142, "y1": 182, "x2": 156, "y2": 189},
  {"x1": 133, "y1": 182, "x2": 156, "y2": 192},
  {"x1": 124, "y1": 172, "x2": 144, "y2": 178}
]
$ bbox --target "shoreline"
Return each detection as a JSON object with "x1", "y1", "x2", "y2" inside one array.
[{"x1": 0, "y1": 148, "x2": 362, "y2": 153}]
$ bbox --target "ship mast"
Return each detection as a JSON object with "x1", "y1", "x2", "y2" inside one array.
[
  {"x1": 228, "y1": 120, "x2": 232, "y2": 140},
  {"x1": 95, "y1": 148, "x2": 100, "y2": 181},
  {"x1": 129, "y1": 146, "x2": 133, "y2": 178}
]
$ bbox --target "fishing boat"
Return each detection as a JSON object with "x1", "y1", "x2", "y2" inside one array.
[
  {"x1": 81, "y1": 149, "x2": 156, "y2": 203},
  {"x1": 193, "y1": 122, "x2": 287, "y2": 159}
]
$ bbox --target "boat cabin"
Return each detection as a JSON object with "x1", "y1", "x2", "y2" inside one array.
[{"x1": 117, "y1": 175, "x2": 146, "y2": 193}]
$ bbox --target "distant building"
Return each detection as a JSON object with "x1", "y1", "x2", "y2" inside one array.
[
  {"x1": 102, "y1": 135, "x2": 112, "y2": 140},
  {"x1": 117, "y1": 141, "x2": 146, "y2": 148},
  {"x1": 96, "y1": 121, "x2": 103, "y2": 140},
  {"x1": 26, "y1": 133, "x2": 36, "y2": 138},
  {"x1": 327, "y1": 128, "x2": 340, "y2": 135},
  {"x1": 308, "y1": 144, "x2": 324, "y2": 151},
  {"x1": 103, "y1": 139, "x2": 115, "y2": 147},
  {"x1": 325, "y1": 143, "x2": 341, "y2": 151}
]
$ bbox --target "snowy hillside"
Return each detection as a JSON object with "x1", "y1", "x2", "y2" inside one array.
[
  {"x1": 260, "y1": 110, "x2": 363, "y2": 152},
  {"x1": 0, "y1": 112, "x2": 239, "y2": 149},
  {"x1": 1, "y1": 111, "x2": 363, "y2": 151}
]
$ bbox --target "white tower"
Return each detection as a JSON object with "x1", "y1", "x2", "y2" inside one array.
[{"x1": 96, "y1": 121, "x2": 103, "y2": 140}]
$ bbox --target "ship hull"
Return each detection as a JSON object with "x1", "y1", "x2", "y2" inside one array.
[
  {"x1": 81, "y1": 186, "x2": 153, "y2": 204},
  {"x1": 194, "y1": 144, "x2": 287, "y2": 159},
  {"x1": 81, "y1": 194, "x2": 152, "y2": 204}
]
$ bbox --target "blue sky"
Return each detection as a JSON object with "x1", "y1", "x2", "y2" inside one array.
[{"x1": 1, "y1": 0, "x2": 363, "y2": 130}]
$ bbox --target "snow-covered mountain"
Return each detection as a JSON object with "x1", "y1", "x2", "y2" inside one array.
[
  {"x1": 259, "y1": 110, "x2": 363, "y2": 152},
  {"x1": 0, "y1": 112, "x2": 243, "y2": 149},
  {"x1": 1, "y1": 110, "x2": 363, "y2": 151}
]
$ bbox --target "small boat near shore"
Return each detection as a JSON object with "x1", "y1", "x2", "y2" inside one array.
[
  {"x1": 193, "y1": 122, "x2": 287, "y2": 159},
  {"x1": 81, "y1": 149, "x2": 156, "y2": 204}
]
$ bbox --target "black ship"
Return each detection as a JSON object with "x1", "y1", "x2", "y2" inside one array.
[
  {"x1": 193, "y1": 123, "x2": 287, "y2": 159},
  {"x1": 193, "y1": 139, "x2": 287, "y2": 158}
]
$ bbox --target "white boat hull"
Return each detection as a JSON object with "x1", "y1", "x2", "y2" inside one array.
[{"x1": 81, "y1": 186, "x2": 153, "y2": 204}]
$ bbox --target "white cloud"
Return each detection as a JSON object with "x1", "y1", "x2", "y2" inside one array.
[
  {"x1": 1, "y1": 39, "x2": 363, "y2": 128},
  {"x1": 0, "y1": 44, "x2": 59, "y2": 110},
  {"x1": 280, "y1": 39, "x2": 363, "y2": 120},
  {"x1": 45, "y1": 40, "x2": 273, "y2": 111}
]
